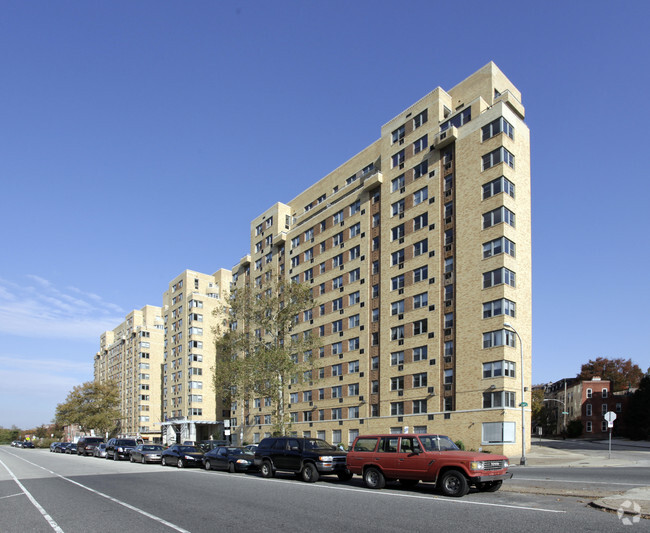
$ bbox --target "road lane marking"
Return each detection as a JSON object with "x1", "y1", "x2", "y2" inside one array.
[
  {"x1": 3, "y1": 451, "x2": 191, "y2": 533},
  {"x1": 193, "y1": 468, "x2": 566, "y2": 514},
  {"x1": 0, "y1": 457, "x2": 65, "y2": 532},
  {"x1": 514, "y1": 478, "x2": 645, "y2": 486},
  {"x1": 0, "y1": 492, "x2": 24, "y2": 500}
]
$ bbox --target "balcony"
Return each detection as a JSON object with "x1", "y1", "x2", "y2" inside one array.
[{"x1": 433, "y1": 126, "x2": 458, "y2": 149}]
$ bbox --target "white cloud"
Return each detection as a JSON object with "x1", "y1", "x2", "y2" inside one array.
[{"x1": 0, "y1": 275, "x2": 125, "y2": 341}]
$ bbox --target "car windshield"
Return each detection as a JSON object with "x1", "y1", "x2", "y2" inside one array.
[
  {"x1": 178, "y1": 446, "x2": 202, "y2": 454},
  {"x1": 142, "y1": 445, "x2": 163, "y2": 451},
  {"x1": 227, "y1": 448, "x2": 253, "y2": 456},
  {"x1": 117, "y1": 440, "x2": 137, "y2": 446},
  {"x1": 418, "y1": 435, "x2": 460, "y2": 452},
  {"x1": 303, "y1": 439, "x2": 336, "y2": 451}
]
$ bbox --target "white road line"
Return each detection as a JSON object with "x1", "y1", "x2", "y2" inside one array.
[
  {"x1": 514, "y1": 477, "x2": 644, "y2": 486},
  {"x1": 0, "y1": 457, "x2": 65, "y2": 532},
  {"x1": 197, "y1": 469, "x2": 566, "y2": 514},
  {"x1": 2, "y1": 451, "x2": 192, "y2": 533},
  {"x1": 0, "y1": 492, "x2": 26, "y2": 500}
]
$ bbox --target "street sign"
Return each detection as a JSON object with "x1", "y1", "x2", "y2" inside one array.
[
  {"x1": 561, "y1": 411, "x2": 569, "y2": 415},
  {"x1": 519, "y1": 402, "x2": 528, "y2": 407},
  {"x1": 604, "y1": 411, "x2": 617, "y2": 423}
]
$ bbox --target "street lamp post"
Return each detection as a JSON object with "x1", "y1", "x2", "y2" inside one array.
[{"x1": 504, "y1": 322, "x2": 526, "y2": 466}]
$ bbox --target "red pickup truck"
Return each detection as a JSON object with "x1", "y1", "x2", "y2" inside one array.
[{"x1": 346, "y1": 433, "x2": 512, "y2": 497}]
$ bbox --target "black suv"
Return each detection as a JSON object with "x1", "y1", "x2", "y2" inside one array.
[
  {"x1": 106, "y1": 438, "x2": 138, "y2": 461},
  {"x1": 254, "y1": 437, "x2": 350, "y2": 482},
  {"x1": 77, "y1": 437, "x2": 105, "y2": 456}
]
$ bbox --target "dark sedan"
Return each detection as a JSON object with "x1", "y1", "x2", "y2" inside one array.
[
  {"x1": 50, "y1": 442, "x2": 61, "y2": 452},
  {"x1": 161, "y1": 444, "x2": 204, "y2": 468},
  {"x1": 21, "y1": 441, "x2": 35, "y2": 448},
  {"x1": 64, "y1": 443, "x2": 77, "y2": 454},
  {"x1": 130, "y1": 444, "x2": 165, "y2": 464},
  {"x1": 203, "y1": 446, "x2": 256, "y2": 473},
  {"x1": 53, "y1": 442, "x2": 68, "y2": 453}
]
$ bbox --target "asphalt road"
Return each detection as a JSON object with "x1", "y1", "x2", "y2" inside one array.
[{"x1": 0, "y1": 446, "x2": 644, "y2": 533}]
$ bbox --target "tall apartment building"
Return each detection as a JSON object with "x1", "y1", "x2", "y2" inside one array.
[
  {"x1": 230, "y1": 62, "x2": 531, "y2": 455},
  {"x1": 94, "y1": 305, "x2": 164, "y2": 441},
  {"x1": 159, "y1": 269, "x2": 232, "y2": 445}
]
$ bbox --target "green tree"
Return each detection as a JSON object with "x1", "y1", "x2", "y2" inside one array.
[
  {"x1": 576, "y1": 357, "x2": 643, "y2": 392},
  {"x1": 531, "y1": 387, "x2": 556, "y2": 435},
  {"x1": 621, "y1": 374, "x2": 650, "y2": 440},
  {"x1": 55, "y1": 380, "x2": 120, "y2": 436},
  {"x1": 214, "y1": 281, "x2": 319, "y2": 437}
]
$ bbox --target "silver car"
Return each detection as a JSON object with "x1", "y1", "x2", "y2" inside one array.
[
  {"x1": 130, "y1": 444, "x2": 164, "y2": 464},
  {"x1": 94, "y1": 443, "x2": 108, "y2": 458}
]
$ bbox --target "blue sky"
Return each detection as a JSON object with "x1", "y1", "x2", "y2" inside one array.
[{"x1": 1, "y1": 1, "x2": 649, "y2": 429}]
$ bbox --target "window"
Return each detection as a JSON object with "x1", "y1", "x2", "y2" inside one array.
[
  {"x1": 392, "y1": 199, "x2": 405, "y2": 217},
  {"x1": 304, "y1": 248, "x2": 313, "y2": 262},
  {"x1": 346, "y1": 175, "x2": 357, "y2": 186},
  {"x1": 413, "y1": 372, "x2": 427, "y2": 388},
  {"x1": 413, "y1": 212, "x2": 428, "y2": 231},
  {"x1": 586, "y1": 404, "x2": 593, "y2": 416},
  {"x1": 483, "y1": 206, "x2": 515, "y2": 229},
  {"x1": 483, "y1": 329, "x2": 516, "y2": 349},
  {"x1": 483, "y1": 176, "x2": 515, "y2": 200},
  {"x1": 348, "y1": 406, "x2": 359, "y2": 419},
  {"x1": 348, "y1": 383, "x2": 359, "y2": 396},
  {"x1": 332, "y1": 253, "x2": 344, "y2": 268},
  {"x1": 391, "y1": 402, "x2": 404, "y2": 416},
  {"x1": 392, "y1": 149, "x2": 405, "y2": 168},
  {"x1": 413, "y1": 135, "x2": 428, "y2": 154},
  {"x1": 444, "y1": 369, "x2": 453, "y2": 384},
  {"x1": 440, "y1": 108, "x2": 471, "y2": 131},
  {"x1": 483, "y1": 360, "x2": 516, "y2": 378},
  {"x1": 391, "y1": 351, "x2": 404, "y2": 365},
  {"x1": 413, "y1": 319, "x2": 427, "y2": 335},
  {"x1": 333, "y1": 210, "x2": 344, "y2": 224},
  {"x1": 602, "y1": 388, "x2": 608, "y2": 398},
  {"x1": 332, "y1": 319, "x2": 343, "y2": 333},
  {"x1": 331, "y1": 408, "x2": 342, "y2": 420},
  {"x1": 391, "y1": 224, "x2": 405, "y2": 241},
  {"x1": 371, "y1": 380, "x2": 379, "y2": 394},
  {"x1": 392, "y1": 174, "x2": 405, "y2": 192},
  {"x1": 332, "y1": 275, "x2": 343, "y2": 289},
  {"x1": 444, "y1": 313, "x2": 453, "y2": 328},
  {"x1": 332, "y1": 297, "x2": 343, "y2": 311},
  {"x1": 482, "y1": 147, "x2": 515, "y2": 170},
  {"x1": 349, "y1": 200, "x2": 360, "y2": 215},
  {"x1": 602, "y1": 403, "x2": 608, "y2": 415},
  {"x1": 348, "y1": 360, "x2": 359, "y2": 373},
  {"x1": 391, "y1": 326, "x2": 404, "y2": 340},
  {"x1": 483, "y1": 267, "x2": 516, "y2": 288},
  {"x1": 348, "y1": 314, "x2": 360, "y2": 328},
  {"x1": 332, "y1": 386, "x2": 342, "y2": 399},
  {"x1": 413, "y1": 109, "x2": 428, "y2": 128},
  {"x1": 349, "y1": 222, "x2": 361, "y2": 237},
  {"x1": 371, "y1": 356, "x2": 379, "y2": 370},
  {"x1": 483, "y1": 236, "x2": 516, "y2": 258},
  {"x1": 444, "y1": 341, "x2": 453, "y2": 357},
  {"x1": 413, "y1": 265, "x2": 428, "y2": 283},
  {"x1": 413, "y1": 160, "x2": 428, "y2": 179},
  {"x1": 332, "y1": 342, "x2": 342, "y2": 355},
  {"x1": 391, "y1": 275, "x2": 404, "y2": 291},
  {"x1": 413, "y1": 345, "x2": 427, "y2": 361},
  {"x1": 413, "y1": 187, "x2": 428, "y2": 206},
  {"x1": 413, "y1": 239, "x2": 428, "y2": 257},
  {"x1": 413, "y1": 292, "x2": 428, "y2": 309},
  {"x1": 331, "y1": 363, "x2": 342, "y2": 377},
  {"x1": 349, "y1": 291, "x2": 360, "y2": 305},
  {"x1": 349, "y1": 245, "x2": 360, "y2": 260},
  {"x1": 483, "y1": 391, "x2": 516, "y2": 408},
  {"x1": 483, "y1": 298, "x2": 516, "y2": 319},
  {"x1": 601, "y1": 420, "x2": 608, "y2": 432},
  {"x1": 586, "y1": 388, "x2": 593, "y2": 398},
  {"x1": 482, "y1": 421, "x2": 516, "y2": 444},
  {"x1": 482, "y1": 117, "x2": 514, "y2": 141},
  {"x1": 348, "y1": 337, "x2": 359, "y2": 351},
  {"x1": 391, "y1": 300, "x2": 404, "y2": 315},
  {"x1": 391, "y1": 249, "x2": 405, "y2": 266},
  {"x1": 392, "y1": 125, "x2": 405, "y2": 144}
]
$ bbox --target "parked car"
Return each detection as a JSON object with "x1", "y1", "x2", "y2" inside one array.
[
  {"x1": 64, "y1": 442, "x2": 77, "y2": 454},
  {"x1": 254, "y1": 437, "x2": 350, "y2": 482},
  {"x1": 161, "y1": 444, "x2": 204, "y2": 468},
  {"x1": 346, "y1": 434, "x2": 512, "y2": 497},
  {"x1": 203, "y1": 446, "x2": 256, "y2": 473},
  {"x1": 106, "y1": 438, "x2": 138, "y2": 461},
  {"x1": 198, "y1": 439, "x2": 229, "y2": 452},
  {"x1": 94, "y1": 443, "x2": 108, "y2": 458},
  {"x1": 130, "y1": 444, "x2": 165, "y2": 464},
  {"x1": 53, "y1": 442, "x2": 68, "y2": 453},
  {"x1": 21, "y1": 441, "x2": 35, "y2": 448},
  {"x1": 244, "y1": 444, "x2": 258, "y2": 453},
  {"x1": 50, "y1": 442, "x2": 61, "y2": 452},
  {"x1": 77, "y1": 437, "x2": 105, "y2": 456},
  {"x1": 11, "y1": 440, "x2": 21, "y2": 447}
]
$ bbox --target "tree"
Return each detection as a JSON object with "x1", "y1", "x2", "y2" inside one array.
[
  {"x1": 621, "y1": 374, "x2": 650, "y2": 440},
  {"x1": 214, "y1": 281, "x2": 319, "y2": 437},
  {"x1": 576, "y1": 357, "x2": 643, "y2": 392},
  {"x1": 55, "y1": 380, "x2": 120, "y2": 436},
  {"x1": 531, "y1": 387, "x2": 556, "y2": 435}
]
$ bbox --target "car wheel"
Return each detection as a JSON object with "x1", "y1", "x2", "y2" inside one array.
[
  {"x1": 337, "y1": 471, "x2": 353, "y2": 482},
  {"x1": 162, "y1": 457, "x2": 167, "y2": 466},
  {"x1": 141, "y1": 456, "x2": 146, "y2": 464},
  {"x1": 113, "y1": 452, "x2": 118, "y2": 461},
  {"x1": 177, "y1": 458, "x2": 184, "y2": 468},
  {"x1": 130, "y1": 455, "x2": 134, "y2": 463},
  {"x1": 260, "y1": 460, "x2": 274, "y2": 478},
  {"x1": 477, "y1": 480, "x2": 503, "y2": 493},
  {"x1": 399, "y1": 479, "x2": 419, "y2": 488},
  {"x1": 205, "y1": 460, "x2": 212, "y2": 471},
  {"x1": 228, "y1": 462, "x2": 236, "y2": 473},
  {"x1": 439, "y1": 470, "x2": 469, "y2": 497},
  {"x1": 363, "y1": 467, "x2": 385, "y2": 489},
  {"x1": 301, "y1": 463, "x2": 319, "y2": 483}
]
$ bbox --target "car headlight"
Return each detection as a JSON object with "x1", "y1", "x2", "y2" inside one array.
[
  {"x1": 184, "y1": 455, "x2": 194, "y2": 460},
  {"x1": 470, "y1": 461, "x2": 485, "y2": 470},
  {"x1": 503, "y1": 460, "x2": 509, "y2": 468},
  {"x1": 236, "y1": 459, "x2": 250, "y2": 464},
  {"x1": 117, "y1": 447, "x2": 123, "y2": 452},
  {"x1": 318, "y1": 456, "x2": 333, "y2": 462}
]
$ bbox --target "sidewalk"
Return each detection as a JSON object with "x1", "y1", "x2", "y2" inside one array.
[{"x1": 507, "y1": 439, "x2": 650, "y2": 519}]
